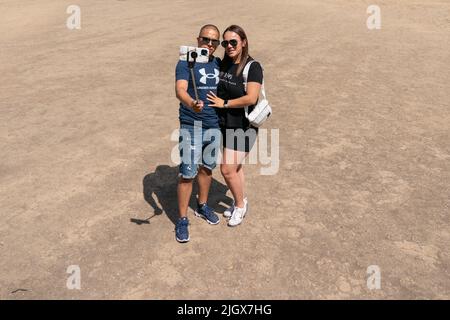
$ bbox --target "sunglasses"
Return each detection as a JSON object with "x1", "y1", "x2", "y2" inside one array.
[
  {"x1": 199, "y1": 36, "x2": 220, "y2": 46},
  {"x1": 221, "y1": 39, "x2": 239, "y2": 48}
]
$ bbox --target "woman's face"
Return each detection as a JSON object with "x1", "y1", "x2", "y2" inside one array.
[
  {"x1": 197, "y1": 28, "x2": 220, "y2": 56},
  {"x1": 223, "y1": 31, "x2": 245, "y2": 61}
]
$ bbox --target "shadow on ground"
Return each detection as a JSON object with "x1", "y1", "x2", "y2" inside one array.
[{"x1": 131, "y1": 165, "x2": 232, "y2": 225}]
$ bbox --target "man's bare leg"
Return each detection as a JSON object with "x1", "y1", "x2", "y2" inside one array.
[
  {"x1": 177, "y1": 177, "x2": 193, "y2": 218},
  {"x1": 197, "y1": 166, "x2": 212, "y2": 205}
]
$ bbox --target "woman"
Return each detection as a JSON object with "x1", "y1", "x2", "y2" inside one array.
[{"x1": 207, "y1": 25, "x2": 263, "y2": 227}]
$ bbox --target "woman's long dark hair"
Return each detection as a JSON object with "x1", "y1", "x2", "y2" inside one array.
[{"x1": 222, "y1": 25, "x2": 252, "y2": 76}]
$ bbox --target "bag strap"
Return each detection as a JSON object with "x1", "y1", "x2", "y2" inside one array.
[{"x1": 243, "y1": 60, "x2": 266, "y2": 117}]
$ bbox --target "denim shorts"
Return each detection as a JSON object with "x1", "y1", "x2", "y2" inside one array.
[{"x1": 179, "y1": 123, "x2": 221, "y2": 179}]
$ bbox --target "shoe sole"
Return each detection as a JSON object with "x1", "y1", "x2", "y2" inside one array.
[
  {"x1": 176, "y1": 236, "x2": 190, "y2": 243},
  {"x1": 194, "y1": 210, "x2": 220, "y2": 225}
]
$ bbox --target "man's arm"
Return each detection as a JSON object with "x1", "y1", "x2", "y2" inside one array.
[{"x1": 175, "y1": 79, "x2": 203, "y2": 112}]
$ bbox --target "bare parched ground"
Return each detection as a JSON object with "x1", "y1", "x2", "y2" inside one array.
[{"x1": 1, "y1": 0, "x2": 449, "y2": 299}]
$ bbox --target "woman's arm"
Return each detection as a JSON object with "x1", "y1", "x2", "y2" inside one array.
[{"x1": 206, "y1": 82, "x2": 261, "y2": 108}]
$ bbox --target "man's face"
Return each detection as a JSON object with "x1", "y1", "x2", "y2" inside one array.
[{"x1": 197, "y1": 28, "x2": 220, "y2": 56}]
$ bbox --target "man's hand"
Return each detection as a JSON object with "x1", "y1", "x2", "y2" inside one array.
[{"x1": 191, "y1": 99, "x2": 204, "y2": 113}]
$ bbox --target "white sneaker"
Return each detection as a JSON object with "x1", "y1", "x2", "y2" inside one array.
[
  {"x1": 228, "y1": 200, "x2": 249, "y2": 227},
  {"x1": 224, "y1": 197, "x2": 247, "y2": 218}
]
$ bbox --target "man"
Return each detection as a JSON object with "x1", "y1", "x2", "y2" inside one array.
[{"x1": 174, "y1": 24, "x2": 221, "y2": 243}]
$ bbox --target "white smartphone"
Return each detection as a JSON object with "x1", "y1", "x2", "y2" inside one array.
[{"x1": 179, "y1": 46, "x2": 209, "y2": 63}]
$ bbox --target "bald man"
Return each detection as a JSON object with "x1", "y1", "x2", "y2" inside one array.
[{"x1": 174, "y1": 24, "x2": 222, "y2": 243}]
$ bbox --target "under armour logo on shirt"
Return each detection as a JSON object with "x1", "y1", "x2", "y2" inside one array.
[{"x1": 199, "y1": 68, "x2": 219, "y2": 85}]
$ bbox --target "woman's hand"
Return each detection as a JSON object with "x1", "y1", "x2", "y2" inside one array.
[{"x1": 206, "y1": 91, "x2": 225, "y2": 108}]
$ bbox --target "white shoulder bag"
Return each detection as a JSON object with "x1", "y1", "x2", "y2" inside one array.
[{"x1": 242, "y1": 60, "x2": 272, "y2": 128}]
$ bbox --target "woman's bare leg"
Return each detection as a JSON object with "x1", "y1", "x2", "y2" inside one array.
[
  {"x1": 221, "y1": 148, "x2": 247, "y2": 208},
  {"x1": 237, "y1": 164, "x2": 245, "y2": 198}
]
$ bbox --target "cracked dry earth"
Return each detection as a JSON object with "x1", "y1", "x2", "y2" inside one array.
[{"x1": 1, "y1": 0, "x2": 449, "y2": 299}]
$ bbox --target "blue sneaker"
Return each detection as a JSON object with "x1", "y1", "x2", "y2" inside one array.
[
  {"x1": 175, "y1": 217, "x2": 190, "y2": 243},
  {"x1": 194, "y1": 203, "x2": 220, "y2": 225}
]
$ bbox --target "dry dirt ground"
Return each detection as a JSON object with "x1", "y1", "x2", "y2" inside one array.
[{"x1": 1, "y1": 0, "x2": 449, "y2": 299}]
